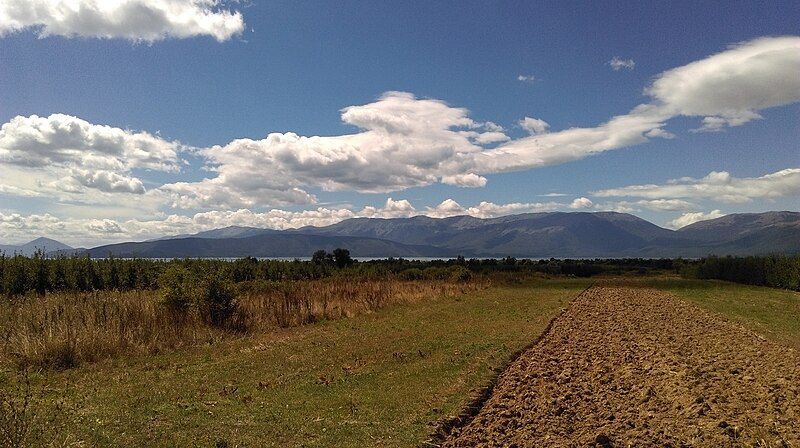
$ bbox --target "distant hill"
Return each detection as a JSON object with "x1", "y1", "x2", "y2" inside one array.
[
  {"x1": 658, "y1": 211, "x2": 800, "y2": 257},
  {"x1": 49, "y1": 211, "x2": 800, "y2": 258},
  {"x1": 150, "y1": 225, "x2": 276, "y2": 241},
  {"x1": 676, "y1": 211, "x2": 800, "y2": 242},
  {"x1": 294, "y1": 211, "x2": 799, "y2": 257},
  {"x1": 86, "y1": 233, "x2": 446, "y2": 258},
  {"x1": 0, "y1": 237, "x2": 73, "y2": 256}
]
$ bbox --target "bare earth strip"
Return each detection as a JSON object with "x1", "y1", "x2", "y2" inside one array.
[{"x1": 443, "y1": 286, "x2": 800, "y2": 447}]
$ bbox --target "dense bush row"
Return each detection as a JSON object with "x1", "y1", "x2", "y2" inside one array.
[
  {"x1": 683, "y1": 255, "x2": 800, "y2": 290},
  {"x1": 5, "y1": 250, "x2": 795, "y2": 297},
  {"x1": 0, "y1": 251, "x2": 684, "y2": 297},
  {"x1": 0, "y1": 252, "x2": 336, "y2": 297}
]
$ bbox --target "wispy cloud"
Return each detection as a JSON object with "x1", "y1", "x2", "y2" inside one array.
[
  {"x1": 592, "y1": 168, "x2": 800, "y2": 203},
  {"x1": 608, "y1": 56, "x2": 635, "y2": 71},
  {"x1": 517, "y1": 74, "x2": 536, "y2": 83}
]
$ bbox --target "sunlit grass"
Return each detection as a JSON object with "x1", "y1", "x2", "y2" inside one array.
[
  {"x1": 0, "y1": 279, "x2": 481, "y2": 370},
  {"x1": 2, "y1": 278, "x2": 589, "y2": 447}
]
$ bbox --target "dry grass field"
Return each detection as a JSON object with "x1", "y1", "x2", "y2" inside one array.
[
  {"x1": 0, "y1": 278, "x2": 483, "y2": 371},
  {"x1": 1, "y1": 277, "x2": 587, "y2": 447}
]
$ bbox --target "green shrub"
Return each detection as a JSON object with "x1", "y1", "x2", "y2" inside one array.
[
  {"x1": 158, "y1": 265, "x2": 195, "y2": 315},
  {"x1": 687, "y1": 255, "x2": 800, "y2": 291},
  {"x1": 448, "y1": 265, "x2": 472, "y2": 282},
  {"x1": 196, "y1": 276, "x2": 237, "y2": 327},
  {"x1": 422, "y1": 267, "x2": 449, "y2": 280},
  {"x1": 31, "y1": 251, "x2": 49, "y2": 296},
  {"x1": 3, "y1": 256, "x2": 28, "y2": 297}
]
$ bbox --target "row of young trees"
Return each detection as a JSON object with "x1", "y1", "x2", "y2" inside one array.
[
  {"x1": 6, "y1": 250, "x2": 796, "y2": 296},
  {"x1": 685, "y1": 255, "x2": 800, "y2": 290},
  {"x1": 0, "y1": 250, "x2": 687, "y2": 298},
  {"x1": 0, "y1": 252, "x2": 342, "y2": 297}
]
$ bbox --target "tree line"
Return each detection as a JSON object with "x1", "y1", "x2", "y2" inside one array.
[
  {"x1": 0, "y1": 250, "x2": 688, "y2": 297},
  {"x1": 0, "y1": 252, "x2": 334, "y2": 297},
  {"x1": 683, "y1": 255, "x2": 800, "y2": 290}
]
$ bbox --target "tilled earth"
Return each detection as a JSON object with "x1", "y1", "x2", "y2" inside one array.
[{"x1": 443, "y1": 286, "x2": 800, "y2": 447}]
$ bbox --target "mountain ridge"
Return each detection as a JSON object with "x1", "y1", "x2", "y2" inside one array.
[
  {"x1": 0, "y1": 237, "x2": 73, "y2": 256},
  {"x1": 75, "y1": 211, "x2": 800, "y2": 258},
  {"x1": 85, "y1": 233, "x2": 446, "y2": 258}
]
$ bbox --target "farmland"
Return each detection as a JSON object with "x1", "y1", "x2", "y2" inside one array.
[{"x1": 1, "y1": 256, "x2": 799, "y2": 447}]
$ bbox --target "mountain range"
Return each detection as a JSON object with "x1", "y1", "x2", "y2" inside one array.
[
  {"x1": 70, "y1": 210, "x2": 799, "y2": 258},
  {"x1": 0, "y1": 237, "x2": 73, "y2": 256}
]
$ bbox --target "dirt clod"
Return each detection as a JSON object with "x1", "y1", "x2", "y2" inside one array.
[
  {"x1": 594, "y1": 433, "x2": 613, "y2": 447},
  {"x1": 443, "y1": 286, "x2": 800, "y2": 447}
]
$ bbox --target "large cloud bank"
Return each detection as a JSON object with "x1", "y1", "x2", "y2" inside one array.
[
  {"x1": 161, "y1": 36, "x2": 800, "y2": 209},
  {"x1": 1, "y1": 36, "x2": 799, "y2": 245},
  {"x1": 0, "y1": 114, "x2": 182, "y2": 201}
]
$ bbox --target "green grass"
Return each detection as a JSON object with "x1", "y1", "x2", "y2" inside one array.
[
  {"x1": 639, "y1": 277, "x2": 800, "y2": 347},
  {"x1": 4, "y1": 278, "x2": 589, "y2": 447}
]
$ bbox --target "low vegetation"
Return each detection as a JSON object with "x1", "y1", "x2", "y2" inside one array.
[
  {"x1": 0, "y1": 251, "x2": 680, "y2": 298},
  {"x1": 1, "y1": 278, "x2": 588, "y2": 447},
  {"x1": 0, "y1": 252, "x2": 687, "y2": 371},
  {"x1": 0, "y1": 277, "x2": 484, "y2": 371},
  {"x1": 2, "y1": 250, "x2": 798, "y2": 446},
  {"x1": 682, "y1": 254, "x2": 800, "y2": 290}
]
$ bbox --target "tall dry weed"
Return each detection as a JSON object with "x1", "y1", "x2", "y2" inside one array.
[{"x1": 0, "y1": 278, "x2": 485, "y2": 370}]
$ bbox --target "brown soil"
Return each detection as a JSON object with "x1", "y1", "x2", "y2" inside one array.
[{"x1": 442, "y1": 286, "x2": 800, "y2": 447}]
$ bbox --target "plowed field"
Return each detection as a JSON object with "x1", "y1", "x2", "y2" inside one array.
[{"x1": 443, "y1": 286, "x2": 800, "y2": 447}]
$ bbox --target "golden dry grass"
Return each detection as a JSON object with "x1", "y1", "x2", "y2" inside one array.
[
  {"x1": 1, "y1": 277, "x2": 586, "y2": 447},
  {"x1": 0, "y1": 278, "x2": 484, "y2": 370}
]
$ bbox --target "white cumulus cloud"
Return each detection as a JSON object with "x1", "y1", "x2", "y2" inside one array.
[
  {"x1": 425, "y1": 199, "x2": 565, "y2": 219},
  {"x1": 472, "y1": 131, "x2": 510, "y2": 145},
  {"x1": 160, "y1": 92, "x2": 486, "y2": 209},
  {"x1": 668, "y1": 210, "x2": 726, "y2": 229},
  {"x1": 0, "y1": 0, "x2": 245, "y2": 42},
  {"x1": 592, "y1": 168, "x2": 800, "y2": 203},
  {"x1": 70, "y1": 169, "x2": 147, "y2": 194},
  {"x1": 519, "y1": 117, "x2": 550, "y2": 135},
  {"x1": 0, "y1": 113, "x2": 182, "y2": 202},
  {"x1": 569, "y1": 197, "x2": 594, "y2": 209},
  {"x1": 0, "y1": 114, "x2": 181, "y2": 171},
  {"x1": 440, "y1": 173, "x2": 488, "y2": 188},
  {"x1": 646, "y1": 36, "x2": 800, "y2": 132}
]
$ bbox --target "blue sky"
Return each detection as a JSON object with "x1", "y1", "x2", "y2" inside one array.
[{"x1": 0, "y1": 1, "x2": 798, "y2": 246}]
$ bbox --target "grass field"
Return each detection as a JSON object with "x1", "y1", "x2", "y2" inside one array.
[
  {"x1": 2, "y1": 278, "x2": 590, "y2": 447},
  {"x1": 3, "y1": 276, "x2": 798, "y2": 447}
]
